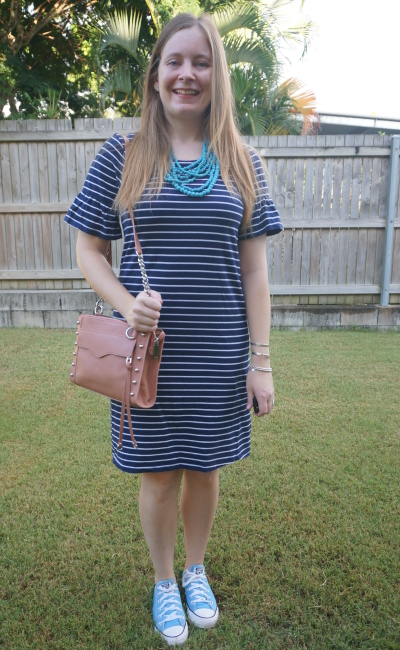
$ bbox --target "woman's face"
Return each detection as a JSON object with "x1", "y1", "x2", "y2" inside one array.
[{"x1": 154, "y1": 25, "x2": 213, "y2": 124}]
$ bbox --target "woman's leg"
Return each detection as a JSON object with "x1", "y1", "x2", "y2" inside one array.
[
  {"x1": 180, "y1": 469, "x2": 219, "y2": 569},
  {"x1": 139, "y1": 469, "x2": 183, "y2": 583}
]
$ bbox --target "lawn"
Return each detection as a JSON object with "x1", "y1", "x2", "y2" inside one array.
[{"x1": 0, "y1": 329, "x2": 399, "y2": 649}]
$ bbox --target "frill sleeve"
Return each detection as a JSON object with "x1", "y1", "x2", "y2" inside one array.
[
  {"x1": 238, "y1": 147, "x2": 283, "y2": 241},
  {"x1": 64, "y1": 133, "x2": 126, "y2": 240}
]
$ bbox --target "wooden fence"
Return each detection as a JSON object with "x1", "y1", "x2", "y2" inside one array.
[{"x1": 0, "y1": 117, "x2": 399, "y2": 306}]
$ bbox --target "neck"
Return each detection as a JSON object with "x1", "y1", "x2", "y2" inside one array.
[{"x1": 165, "y1": 115, "x2": 205, "y2": 152}]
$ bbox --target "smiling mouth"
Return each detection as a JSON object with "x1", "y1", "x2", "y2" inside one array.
[{"x1": 173, "y1": 89, "x2": 200, "y2": 95}]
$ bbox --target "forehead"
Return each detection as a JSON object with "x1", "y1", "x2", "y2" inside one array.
[{"x1": 161, "y1": 25, "x2": 212, "y2": 59}]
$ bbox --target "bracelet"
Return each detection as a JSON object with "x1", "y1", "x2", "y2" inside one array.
[
  {"x1": 249, "y1": 365, "x2": 272, "y2": 372},
  {"x1": 250, "y1": 341, "x2": 269, "y2": 347},
  {"x1": 251, "y1": 351, "x2": 270, "y2": 358}
]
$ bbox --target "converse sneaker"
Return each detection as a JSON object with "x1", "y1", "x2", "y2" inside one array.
[
  {"x1": 153, "y1": 579, "x2": 189, "y2": 646},
  {"x1": 182, "y1": 564, "x2": 219, "y2": 628}
]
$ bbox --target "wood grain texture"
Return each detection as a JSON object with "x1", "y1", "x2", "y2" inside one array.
[
  {"x1": 332, "y1": 157, "x2": 343, "y2": 219},
  {"x1": 0, "y1": 214, "x2": 7, "y2": 269},
  {"x1": 292, "y1": 230, "x2": 302, "y2": 285},
  {"x1": 379, "y1": 158, "x2": 390, "y2": 219},
  {"x1": 365, "y1": 229, "x2": 377, "y2": 285},
  {"x1": 1, "y1": 125, "x2": 397, "y2": 298},
  {"x1": 294, "y1": 157, "x2": 305, "y2": 219},
  {"x1": 350, "y1": 157, "x2": 362, "y2": 219},
  {"x1": 360, "y1": 158, "x2": 372, "y2": 219},
  {"x1": 391, "y1": 228, "x2": 400, "y2": 284},
  {"x1": 374, "y1": 229, "x2": 385, "y2": 285}
]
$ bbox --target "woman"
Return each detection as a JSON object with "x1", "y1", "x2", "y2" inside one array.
[{"x1": 65, "y1": 12, "x2": 282, "y2": 646}]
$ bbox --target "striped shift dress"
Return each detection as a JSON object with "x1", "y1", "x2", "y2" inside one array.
[{"x1": 64, "y1": 132, "x2": 283, "y2": 473}]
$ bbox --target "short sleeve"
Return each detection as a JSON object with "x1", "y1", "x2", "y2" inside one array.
[
  {"x1": 64, "y1": 133, "x2": 128, "y2": 240},
  {"x1": 238, "y1": 147, "x2": 283, "y2": 241}
]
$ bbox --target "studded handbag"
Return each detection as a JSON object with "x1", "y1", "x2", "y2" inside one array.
[{"x1": 69, "y1": 135, "x2": 165, "y2": 449}]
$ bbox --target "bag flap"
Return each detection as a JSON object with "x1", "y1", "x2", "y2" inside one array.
[{"x1": 77, "y1": 316, "x2": 137, "y2": 358}]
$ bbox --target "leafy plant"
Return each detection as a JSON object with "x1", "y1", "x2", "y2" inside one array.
[{"x1": 98, "y1": 0, "x2": 318, "y2": 134}]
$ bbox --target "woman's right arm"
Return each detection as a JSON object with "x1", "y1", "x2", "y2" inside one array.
[{"x1": 76, "y1": 231, "x2": 162, "y2": 332}]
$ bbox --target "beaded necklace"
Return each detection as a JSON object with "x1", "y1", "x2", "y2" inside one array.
[{"x1": 165, "y1": 139, "x2": 219, "y2": 198}]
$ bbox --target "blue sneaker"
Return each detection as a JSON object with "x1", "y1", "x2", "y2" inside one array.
[
  {"x1": 153, "y1": 578, "x2": 188, "y2": 646},
  {"x1": 182, "y1": 564, "x2": 219, "y2": 628}
]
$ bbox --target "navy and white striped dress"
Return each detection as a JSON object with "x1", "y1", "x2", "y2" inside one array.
[{"x1": 65, "y1": 133, "x2": 282, "y2": 473}]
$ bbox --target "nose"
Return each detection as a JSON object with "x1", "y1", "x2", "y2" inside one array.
[{"x1": 178, "y1": 61, "x2": 195, "y2": 82}]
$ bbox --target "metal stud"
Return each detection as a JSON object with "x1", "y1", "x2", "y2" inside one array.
[
  {"x1": 130, "y1": 392, "x2": 134, "y2": 396},
  {"x1": 76, "y1": 331, "x2": 79, "y2": 335},
  {"x1": 70, "y1": 373, "x2": 74, "y2": 376},
  {"x1": 75, "y1": 341, "x2": 77, "y2": 345},
  {"x1": 73, "y1": 352, "x2": 76, "y2": 356},
  {"x1": 139, "y1": 344, "x2": 144, "y2": 349},
  {"x1": 132, "y1": 380, "x2": 137, "y2": 384},
  {"x1": 141, "y1": 332, "x2": 146, "y2": 337},
  {"x1": 76, "y1": 320, "x2": 80, "y2": 324},
  {"x1": 135, "y1": 368, "x2": 139, "y2": 372},
  {"x1": 136, "y1": 356, "x2": 141, "y2": 360},
  {"x1": 72, "y1": 362, "x2": 75, "y2": 366}
]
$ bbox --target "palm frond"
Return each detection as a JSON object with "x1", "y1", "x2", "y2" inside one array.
[
  {"x1": 100, "y1": 61, "x2": 133, "y2": 108},
  {"x1": 279, "y1": 77, "x2": 319, "y2": 133},
  {"x1": 212, "y1": 3, "x2": 265, "y2": 38},
  {"x1": 224, "y1": 35, "x2": 276, "y2": 75},
  {"x1": 99, "y1": 9, "x2": 146, "y2": 68},
  {"x1": 144, "y1": 0, "x2": 164, "y2": 37},
  {"x1": 230, "y1": 67, "x2": 258, "y2": 103},
  {"x1": 260, "y1": 0, "x2": 298, "y2": 23},
  {"x1": 255, "y1": 0, "x2": 316, "y2": 56},
  {"x1": 243, "y1": 106, "x2": 269, "y2": 136},
  {"x1": 275, "y1": 16, "x2": 316, "y2": 53}
]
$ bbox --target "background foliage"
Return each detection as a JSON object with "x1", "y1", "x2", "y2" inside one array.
[{"x1": 0, "y1": 0, "x2": 318, "y2": 134}]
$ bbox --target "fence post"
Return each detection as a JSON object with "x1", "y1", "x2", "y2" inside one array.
[{"x1": 380, "y1": 135, "x2": 400, "y2": 306}]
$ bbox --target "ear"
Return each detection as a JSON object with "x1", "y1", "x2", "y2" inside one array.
[{"x1": 154, "y1": 78, "x2": 159, "y2": 92}]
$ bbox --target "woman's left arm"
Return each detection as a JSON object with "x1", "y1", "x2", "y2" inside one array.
[{"x1": 238, "y1": 234, "x2": 274, "y2": 416}]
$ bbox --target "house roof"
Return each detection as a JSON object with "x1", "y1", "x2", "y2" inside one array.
[{"x1": 318, "y1": 112, "x2": 400, "y2": 135}]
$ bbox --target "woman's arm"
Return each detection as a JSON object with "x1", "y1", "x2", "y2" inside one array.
[
  {"x1": 238, "y1": 234, "x2": 274, "y2": 416},
  {"x1": 76, "y1": 231, "x2": 162, "y2": 332}
]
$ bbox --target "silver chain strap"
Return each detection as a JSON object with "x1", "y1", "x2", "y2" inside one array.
[
  {"x1": 136, "y1": 251, "x2": 151, "y2": 296},
  {"x1": 137, "y1": 250, "x2": 160, "y2": 352}
]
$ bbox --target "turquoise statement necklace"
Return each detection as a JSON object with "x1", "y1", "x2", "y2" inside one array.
[{"x1": 166, "y1": 139, "x2": 219, "y2": 198}]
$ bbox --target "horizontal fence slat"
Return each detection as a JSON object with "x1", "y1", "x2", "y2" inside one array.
[
  {"x1": 1, "y1": 269, "x2": 399, "y2": 296},
  {"x1": 0, "y1": 209, "x2": 393, "y2": 229},
  {"x1": 0, "y1": 131, "x2": 394, "y2": 157},
  {"x1": 1, "y1": 123, "x2": 398, "y2": 305}
]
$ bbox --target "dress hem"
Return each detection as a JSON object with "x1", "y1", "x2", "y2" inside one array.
[{"x1": 112, "y1": 451, "x2": 251, "y2": 475}]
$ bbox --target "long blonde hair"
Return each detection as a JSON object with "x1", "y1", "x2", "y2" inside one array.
[{"x1": 114, "y1": 12, "x2": 265, "y2": 231}]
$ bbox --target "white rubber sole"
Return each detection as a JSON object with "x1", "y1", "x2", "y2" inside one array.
[
  {"x1": 187, "y1": 606, "x2": 219, "y2": 629},
  {"x1": 154, "y1": 621, "x2": 189, "y2": 646}
]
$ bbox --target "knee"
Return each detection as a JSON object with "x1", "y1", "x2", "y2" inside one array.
[
  {"x1": 183, "y1": 468, "x2": 219, "y2": 489},
  {"x1": 142, "y1": 470, "x2": 182, "y2": 502}
]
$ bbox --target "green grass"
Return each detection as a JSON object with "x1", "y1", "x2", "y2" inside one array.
[{"x1": 0, "y1": 328, "x2": 399, "y2": 649}]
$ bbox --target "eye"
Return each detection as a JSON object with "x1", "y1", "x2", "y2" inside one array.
[
  {"x1": 197, "y1": 62, "x2": 209, "y2": 68},
  {"x1": 168, "y1": 60, "x2": 179, "y2": 66}
]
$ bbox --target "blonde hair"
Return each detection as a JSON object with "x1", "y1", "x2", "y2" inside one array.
[{"x1": 114, "y1": 12, "x2": 265, "y2": 232}]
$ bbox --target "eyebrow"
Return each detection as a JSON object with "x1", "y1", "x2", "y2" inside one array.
[{"x1": 165, "y1": 52, "x2": 212, "y2": 60}]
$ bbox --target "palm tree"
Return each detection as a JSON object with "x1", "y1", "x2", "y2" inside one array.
[
  {"x1": 98, "y1": 8, "x2": 146, "y2": 114},
  {"x1": 98, "y1": 0, "x2": 318, "y2": 134}
]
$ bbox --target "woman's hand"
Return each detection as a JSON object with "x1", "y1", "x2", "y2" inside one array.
[
  {"x1": 125, "y1": 290, "x2": 163, "y2": 332},
  {"x1": 245, "y1": 370, "x2": 274, "y2": 417}
]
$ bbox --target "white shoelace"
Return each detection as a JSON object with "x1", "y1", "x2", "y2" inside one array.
[
  {"x1": 157, "y1": 583, "x2": 185, "y2": 627},
  {"x1": 182, "y1": 571, "x2": 214, "y2": 607}
]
